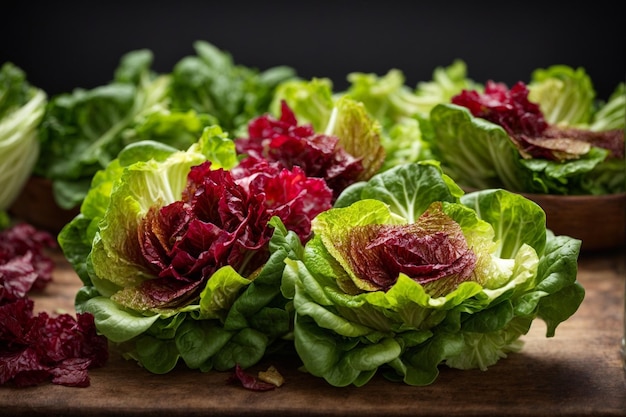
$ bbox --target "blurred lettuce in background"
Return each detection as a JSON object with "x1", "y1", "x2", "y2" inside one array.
[
  {"x1": 0, "y1": 62, "x2": 47, "y2": 211},
  {"x1": 34, "y1": 41, "x2": 296, "y2": 211},
  {"x1": 426, "y1": 65, "x2": 624, "y2": 195}
]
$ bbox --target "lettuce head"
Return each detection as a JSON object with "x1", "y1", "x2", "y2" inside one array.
[
  {"x1": 285, "y1": 161, "x2": 584, "y2": 386},
  {"x1": 428, "y1": 67, "x2": 624, "y2": 195},
  {"x1": 58, "y1": 125, "x2": 328, "y2": 374}
]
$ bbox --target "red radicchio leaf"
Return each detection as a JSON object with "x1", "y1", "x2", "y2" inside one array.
[
  {"x1": 49, "y1": 357, "x2": 93, "y2": 387},
  {"x1": 0, "y1": 223, "x2": 108, "y2": 388},
  {"x1": 232, "y1": 157, "x2": 333, "y2": 241},
  {"x1": 452, "y1": 81, "x2": 548, "y2": 138},
  {"x1": 337, "y1": 203, "x2": 476, "y2": 296},
  {"x1": 0, "y1": 253, "x2": 39, "y2": 301},
  {"x1": 0, "y1": 298, "x2": 34, "y2": 345},
  {"x1": 0, "y1": 223, "x2": 57, "y2": 292},
  {"x1": 135, "y1": 163, "x2": 275, "y2": 309},
  {"x1": 0, "y1": 304, "x2": 108, "y2": 387},
  {"x1": 451, "y1": 81, "x2": 624, "y2": 161},
  {"x1": 235, "y1": 100, "x2": 364, "y2": 199},
  {"x1": 139, "y1": 200, "x2": 193, "y2": 272},
  {"x1": 183, "y1": 164, "x2": 275, "y2": 274},
  {"x1": 134, "y1": 152, "x2": 333, "y2": 310}
]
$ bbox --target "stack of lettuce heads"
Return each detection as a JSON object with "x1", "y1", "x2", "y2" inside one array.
[
  {"x1": 57, "y1": 55, "x2": 586, "y2": 386},
  {"x1": 57, "y1": 88, "x2": 386, "y2": 375}
]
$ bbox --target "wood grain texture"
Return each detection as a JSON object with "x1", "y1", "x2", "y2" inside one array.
[{"x1": 2, "y1": 248, "x2": 625, "y2": 417}]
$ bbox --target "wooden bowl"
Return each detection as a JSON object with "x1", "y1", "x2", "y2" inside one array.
[
  {"x1": 8, "y1": 176, "x2": 80, "y2": 235},
  {"x1": 463, "y1": 187, "x2": 626, "y2": 252},
  {"x1": 519, "y1": 192, "x2": 625, "y2": 252}
]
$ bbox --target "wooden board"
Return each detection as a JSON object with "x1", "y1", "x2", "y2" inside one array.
[{"x1": 2, "y1": 249, "x2": 625, "y2": 416}]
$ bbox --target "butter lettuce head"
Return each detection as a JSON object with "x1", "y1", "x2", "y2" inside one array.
[
  {"x1": 287, "y1": 161, "x2": 583, "y2": 386},
  {"x1": 428, "y1": 103, "x2": 622, "y2": 195},
  {"x1": 58, "y1": 126, "x2": 306, "y2": 374},
  {"x1": 428, "y1": 65, "x2": 625, "y2": 196}
]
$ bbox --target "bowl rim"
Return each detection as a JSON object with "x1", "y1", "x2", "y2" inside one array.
[
  {"x1": 518, "y1": 191, "x2": 626, "y2": 202},
  {"x1": 462, "y1": 186, "x2": 626, "y2": 202}
]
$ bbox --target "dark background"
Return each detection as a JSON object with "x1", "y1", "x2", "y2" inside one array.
[{"x1": 2, "y1": 1, "x2": 624, "y2": 100}]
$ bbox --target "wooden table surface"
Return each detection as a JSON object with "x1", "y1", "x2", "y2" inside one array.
[{"x1": 2, "y1": 247, "x2": 625, "y2": 417}]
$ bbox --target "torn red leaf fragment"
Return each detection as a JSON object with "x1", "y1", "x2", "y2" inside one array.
[
  {"x1": 228, "y1": 363, "x2": 277, "y2": 391},
  {"x1": 0, "y1": 222, "x2": 109, "y2": 388}
]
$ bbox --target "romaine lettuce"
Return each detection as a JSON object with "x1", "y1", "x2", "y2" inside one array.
[
  {"x1": 527, "y1": 65, "x2": 595, "y2": 126},
  {"x1": 346, "y1": 60, "x2": 481, "y2": 126},
  {"x1": 589, "y1": 82, "x2": 626, "y2": 132}
]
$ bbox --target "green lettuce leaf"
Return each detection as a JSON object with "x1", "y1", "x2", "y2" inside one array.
[
  {"x1": 343, "y1": 61, "x2": 479, "y2": 172},
  {"x1": 34, "y1": 49, "x2": 218, "y2": 209},
  {"x1": 345, "y1": 69, "x2": 423, "y2": 127},
  {"x1": 429, "y1": 103, "x2": 528, "y2": 191},
  {"x1": 413, "y1": 59, "x2": 483, "y2": 118},
  {"x1": 74, "y1": 220, "x2": 299, "y2": 375},
  {"x1": 589, "y1": 82, "x2": 626, "y2": 132},
  {"x1": 325, "y1": 96, "x2": 386, "y2": 181},
  {"x1": 334, "y1": 160, "x2": 463, "y2": 222},
  {"x1": 528, "y1": 65, "x2": 595, "y2": 127},
  {"x1": 36, "y1": 40, "x2": 290, "y2": 210},
  {"x1": 170, "y1": 40, "x2": 296, "y2": 136},
  {"x1": 270, "y1": 77, "x2": 335, "y2": 132}
]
